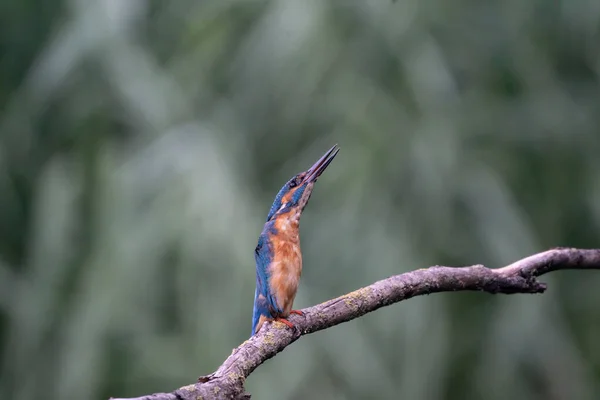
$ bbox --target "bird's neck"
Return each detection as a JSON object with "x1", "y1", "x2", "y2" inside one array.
[{"x1": 273, "y1": 210, "x2": 302, "y2": 242}]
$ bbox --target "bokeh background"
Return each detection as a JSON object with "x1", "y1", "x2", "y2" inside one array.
[{"x1": 1, "y1": 1, "x2": 600, "y2": 399}]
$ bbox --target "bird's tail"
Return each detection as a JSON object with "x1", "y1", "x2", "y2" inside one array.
[{"x1": 251, "y1": 288, "x2": 260, "y2": 336}]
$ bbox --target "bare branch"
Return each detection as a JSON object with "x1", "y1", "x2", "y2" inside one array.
[{"x1": 110, "y1": 247, "x2": 600, "y2": 400}]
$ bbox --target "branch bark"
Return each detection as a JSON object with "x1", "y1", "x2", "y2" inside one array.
[{"x1": 110, "y1": 247, "x2": 600, "y2": 400}]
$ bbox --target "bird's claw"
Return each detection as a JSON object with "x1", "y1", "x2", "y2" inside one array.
[{"x1": 274, "y1": 317, "x2": 295, "y2": 329}]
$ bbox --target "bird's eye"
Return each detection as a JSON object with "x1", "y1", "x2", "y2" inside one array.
[{"x1": 289, "y1": 177, "x2": 300, "y2": 188}]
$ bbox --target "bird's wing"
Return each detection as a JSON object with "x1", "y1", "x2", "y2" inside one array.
[
  {"x1": 254, "y1": 232, "x2": 283, "y2": 312},
  {"x1": 251, "y1": 231, "x2": 282, "y2": 334}
]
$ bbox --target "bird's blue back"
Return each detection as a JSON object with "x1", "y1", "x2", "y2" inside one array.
[{"x1": 251, "y1": 221, "x2": 282, "y2": 335}]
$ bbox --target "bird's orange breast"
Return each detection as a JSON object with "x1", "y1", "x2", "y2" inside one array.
[{"x1": 268, "y1": 218, "x2": 302, "y2": 316}]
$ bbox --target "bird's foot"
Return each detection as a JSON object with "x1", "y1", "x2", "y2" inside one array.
[
  {"x1": 289, "y1": 310, "x2": 304, "y2": 316},
  {"x1": 274, "y1": 317, "x2": 295, "y2": 329}
]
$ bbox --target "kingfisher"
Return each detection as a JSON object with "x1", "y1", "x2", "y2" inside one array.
[{"x1": 251, "y1": 144, "x2": 340, "y2": 336}]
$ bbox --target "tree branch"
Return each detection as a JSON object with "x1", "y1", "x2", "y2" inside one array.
[{"x1": 110, "y1": 247, "x2": 600, "y2": 400}]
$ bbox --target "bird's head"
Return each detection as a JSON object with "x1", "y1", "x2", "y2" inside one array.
[{"x1": 266, "y1": 144, "x2": 339, "y2": 222}]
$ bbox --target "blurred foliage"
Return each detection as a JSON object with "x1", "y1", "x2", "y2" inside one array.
[{"x1": 1, "y1": 0, "x2": 600, "y2": 399}]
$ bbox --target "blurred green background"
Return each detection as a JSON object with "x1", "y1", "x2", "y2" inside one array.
[{"x1": 1, "y1": 1, "x2": 600, "y2": 399}]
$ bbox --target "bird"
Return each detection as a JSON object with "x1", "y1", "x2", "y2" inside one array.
[{"x1": 251, "y1": 144, "x2": 340, "y2": 336}]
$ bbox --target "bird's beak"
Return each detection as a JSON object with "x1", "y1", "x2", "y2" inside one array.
[{"x1": 303, "y1": 144, "x2": 340, "y2": 183}]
